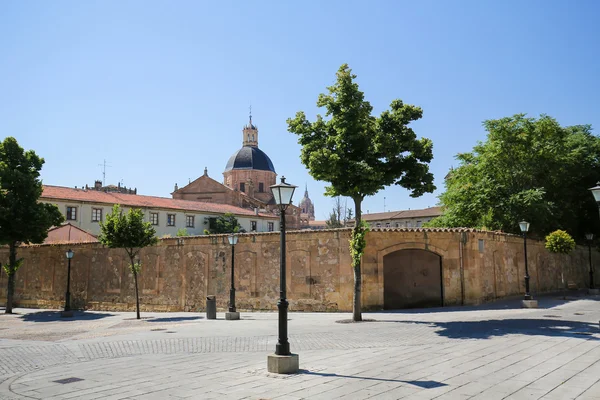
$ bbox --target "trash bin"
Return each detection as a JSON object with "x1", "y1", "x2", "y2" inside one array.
[{"x1": 206, "y1": 295, "x2": 216, "y2": 320}]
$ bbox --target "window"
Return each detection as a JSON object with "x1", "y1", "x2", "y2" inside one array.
[
  {"x1": 92, "y1": 208, "x2": 102, "y2": 222},
  {"x1": 66, "y1": 206, "x2": 77, "y2": 221},
  {"x1": 385, "y1": 223, "x2": 390, "y2": 228},
  {"x1": 376, "y1": 223, "x2": 381, "y2": 228},
  {"x1": 240, "y1": 182, "x2": 245, "y2": 192},
  {"x1": 251, "y1": 220, "x2": 257, "y2": 231},
  {"x1": 416, "y1": 220, "x2": 422, "y2": 227},
  {"x1": 395, "y1": 223, "x2": 400, "y2": 228},
  {"x1": 150, "y1": 212, "x2": 159, "y2": 225},
  {"x1": 258, "y1": 182, "x2": 264, "y2": 193},
  {"x1": 167, "y1": 214, "x2": 176, "y2": 226},
  {"x1": 186, "y1": 215, "x2": 195, "y2": 228},
  {"x1": 209, "y1": 217, "x2": 217, "y2": 230},
  {"x1": 268, "y1": 222, "x2": 274, "y2": 232}
]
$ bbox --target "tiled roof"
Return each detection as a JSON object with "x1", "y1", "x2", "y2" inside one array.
[
  {"x1": 41, "y1": 185, "x2": 278, "y2": 219},
  {"x1": 45, "y1": 223, "x2": 98, "y2": 244},
  {"x1": 361, "y1": 206, "x2": 442, "y2": 221}
]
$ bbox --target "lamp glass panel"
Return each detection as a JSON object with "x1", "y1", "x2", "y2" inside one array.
[
  {"x1": 519, "y1": 221, "x2": 530, "y2": 233},
  {"x1": 66, "y1": 249, "x2": 74, "y2": 259},
  {"x1": 228, "y1": 234, "x2": 238, "y2": 245},
  {"x1": 586, "y1": 233, "x2": 594, "y2": 241},
  {"x1": 279, "y1": 185, "x2": 296, "y2": 205},
  {"x1": 591, "y1": 185, "x2": 600, "y2": 202},
  {"x1": 270, "y1": 185, "x2": 283, "y2": 205}
]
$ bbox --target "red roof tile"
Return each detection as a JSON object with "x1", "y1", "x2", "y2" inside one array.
[{"x1": 41, "y1": 185, "x2": 277, "y2": 219}]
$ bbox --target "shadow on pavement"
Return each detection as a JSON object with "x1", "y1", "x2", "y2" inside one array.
[
  {"x1": 148, "y1": 316, "x2": 203, "y2": 323},
  {"x1": 299, "y1": 370, "x2": 446, "y2": 388},
  {"x1": 19, "y1": 310, "x2": 115, "y2": 322},
  {"x1": 378, "y1": 318, "x2": 600, "y2": 340},
  {"x1": 372, "y1": 291, "x2": 599, "y2": 315}
]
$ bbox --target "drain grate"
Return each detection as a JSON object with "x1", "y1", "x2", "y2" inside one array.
[
  {"x1": 544, "y1": 315, "x2": 561, "y2": 318},
  {"x1": 53, "y1": 377, "x2": 84, "y2": 384}
]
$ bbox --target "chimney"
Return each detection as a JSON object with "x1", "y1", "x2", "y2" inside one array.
[
  {"x1": 254, "y1": 207, "x2": 259, "y2": 215},
  {"x1": 94, "y1": 180, "x2": 102, "y2": 190}
]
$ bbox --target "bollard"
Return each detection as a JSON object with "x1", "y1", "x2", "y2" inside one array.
[{"x1": 206, "y1": 295, "x2": 216, "y2": 320}]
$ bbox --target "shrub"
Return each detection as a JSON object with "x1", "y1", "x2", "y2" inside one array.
[{"x1": 545, "y1": 230, "x2": 576, "y2": 254}]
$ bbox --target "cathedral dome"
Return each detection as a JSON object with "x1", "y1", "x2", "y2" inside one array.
[{"x1": 224, "y1": 146, "x2": 276, "y2": 173}]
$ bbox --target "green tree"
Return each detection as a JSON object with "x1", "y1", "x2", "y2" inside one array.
[
  {"x1": 0, "y1": 137, "x2": 64, "y2": 313},
  {"x1": 288, "y1": 64, "x2": 435, "y2": 321},
  {"x1": 204, "y1": 212, "x2": 244, "y2": 234},
  {"x1": 176, "y1": 228, "x2": 189, "y2": 237},
  {"x1": 99, "y1": 205, "x2": 158, "y2": 319},
  {"x1": 427, "y1": 114, "x2": 600, "y2": 238}
]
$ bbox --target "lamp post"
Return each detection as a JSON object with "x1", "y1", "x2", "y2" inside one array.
[
  {"x1": 267, "y1": 176, "x2": 299, "y2": 374},
  {"x1": 519, "y1": 221, "x2": 532, "y2": 301},
  {"x1": 226, "y1": 233, "x2": 240, "y2": 320},
  {"x1": 61, "y1": 249, "x2": 74, "y2": 317},
  {"x1": 586, "y1": 233, "x2": 594, "y2": 290}
]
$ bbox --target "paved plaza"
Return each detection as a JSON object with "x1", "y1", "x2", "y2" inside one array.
[{"x1": 1, "y1": 294, "x2": 600, "y2": 399}]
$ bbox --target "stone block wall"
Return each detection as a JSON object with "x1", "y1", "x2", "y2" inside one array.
[{"x1": 0, "y1": 229, "x2": 596, "y2": 312}]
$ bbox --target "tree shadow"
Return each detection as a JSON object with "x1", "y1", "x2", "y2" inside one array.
[
  {"x1": 379, "y1": 318, "x2": 599, "y2": 340},
  {"x1": 147, "y1": 316, "x2": 203, "y2": 323},
  {"x1": 19, "y1": 310, "x2": 115, "y2": 322},
  {"x1": 373, "y1": 291, "x2": 599, "y2": 315},
  {"x1": 299, "y1": 370, "x2": 446, "y2": 388}
]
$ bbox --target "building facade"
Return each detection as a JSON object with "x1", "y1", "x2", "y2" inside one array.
[
  {"x1": 41, "y1": 185, "x2": 279, "y2": 237},
  {"x1": 352, "y1": 206, "x2": 442, "y2": 228},
  {"x1": 298, "y1": 184, "x2": 316, "y2": 228}
]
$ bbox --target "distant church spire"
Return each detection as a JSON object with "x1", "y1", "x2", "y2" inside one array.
[
  {"x1": 304, "y1": 183, "x2": 309, "y2": 197},
  {"x1": 243, "y1": 109, "x2": 258, "y2": 147}
]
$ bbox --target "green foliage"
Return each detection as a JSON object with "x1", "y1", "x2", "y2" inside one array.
[
  {"x1": 349, "y1": 221, "x2": 369, "y2": 261},
  {"x1": 205, "y1": 213, "x2": 244, "y2": 234},
  {"x1": 429, "y1": 115, "x2": 600, "y2": 237},
  {"x1": 545, "y1": 230, "x2": 576, "y2": 254},
  {"x1": 287, "y1": 64, "x2": 435, "y2": 203},
  {"x1": 288, "y1": 64, "x2": 435, "y2": 321},
  {"x1": 2, "y1": 258, "x2": 23, "y2": 275},
  {"x1": 0, "y1": 137, "x2": 64, "y2": 248},
  {"x1": 0, "y1": 137, "x2": 64, "y2": 313},
  {"x1": 99, "y1": 205, "x2": 158, "y2": 257},
  {"x1": 129, "y1": 261, "x2": 142, "y2": 274},
  {"x1": 176, "y1": 228, "x2": 189, "y2": 237}
]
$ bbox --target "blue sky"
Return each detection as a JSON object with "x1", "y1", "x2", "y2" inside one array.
[{"x1": 2, "y1": 1, "x2": 599, "y2": 220}]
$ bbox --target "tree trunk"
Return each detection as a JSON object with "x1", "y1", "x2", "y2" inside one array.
[
  {"x1": 133, "y1": 264, "x2": 140, "y2": 320},
  {"x1": 5, "y1": 242, "x2": 17, "y2": 314},
  {"x1": 352, "y1": 197, "x2": 363, "y2": 322}
]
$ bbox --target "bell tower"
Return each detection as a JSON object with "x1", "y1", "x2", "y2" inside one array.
[{"x1": 242, "y1": 108, "x2": 258, "y2": 147}]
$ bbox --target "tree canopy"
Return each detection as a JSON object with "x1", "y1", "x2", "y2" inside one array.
[
  {"x1": 99, "y1": 204, "x2": 158, "y2": 319},
  {"x1": 204, "y1": 212, "x2": 244, "y2": 234},
  {"x1": 287, "y1": 64, "x2": 435, "y2": 320},
  {"x1": 0, "y1": 137, "x2": 64, "y2": 313},
  {"x1": 427, "y1": 114, "x2": 600, "y2": 238}
]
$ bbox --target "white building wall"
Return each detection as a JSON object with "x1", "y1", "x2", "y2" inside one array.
[{"x1": 43, "y1": 200, "x2": 278, "y2": 237}]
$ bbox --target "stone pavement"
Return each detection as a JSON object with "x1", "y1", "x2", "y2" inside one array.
[{"x1": 1, "y1": 294, "x2": 600, "y2": 399}]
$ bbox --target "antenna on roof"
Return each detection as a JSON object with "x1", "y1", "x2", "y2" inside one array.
[
  {"x1": 384, "y1": 196, "x2": 386, "y2": 213},
  {"x1": 98, "y1": 159, "x2": 112, "y2": 186}
]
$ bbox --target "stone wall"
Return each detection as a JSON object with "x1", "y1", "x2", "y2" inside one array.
[{"x1": 0, "y1": 229, "x2": 596, "y2": 312}]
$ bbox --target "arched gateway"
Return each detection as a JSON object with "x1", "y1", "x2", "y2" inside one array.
[{"x1": 383, "y1": 249, "x2": 443, "y2": 309}]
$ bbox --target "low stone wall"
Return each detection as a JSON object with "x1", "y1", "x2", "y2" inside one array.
[{"x1": 0, "y1": 229, "x2": 596, "y2": 312}]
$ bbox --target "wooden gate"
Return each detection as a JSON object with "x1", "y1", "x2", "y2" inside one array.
[{"x1": 383, "y1": 249, "x2": 443, "y2": 309}]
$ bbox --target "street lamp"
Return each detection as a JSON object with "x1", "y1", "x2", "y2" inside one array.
[
  {"x1": 267, "y1": 176, "x2": 298, "y2": 374},
  {"x1": 519, "y1": 221, "x2": 532, "y2": 301},
  {"x1": 586, "y1": 233, "x2": 594, "y2": 290},
  {"x1": 61, "y1": 249, "x2": 74, "y2": 317},
  {"x1": 590, "y1": 183, "x2": 600, "y2": 219},
  {"x1": 226, "y1": 233, "x2": 240, "y2": 320}
]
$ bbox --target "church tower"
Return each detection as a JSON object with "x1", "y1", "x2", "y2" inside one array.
[
  {"x1": 298, "y1": 184, "x2": 315, "y2": 227},
  {"x1": 242, "y1": 112, "x2": 258, "y2": 147}
]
